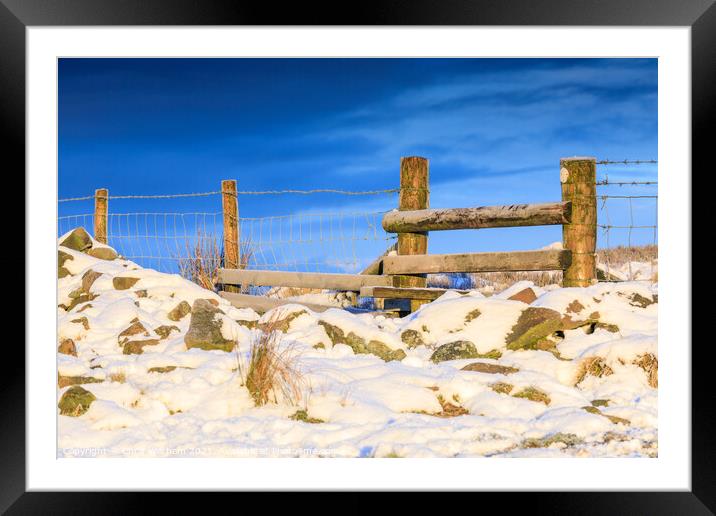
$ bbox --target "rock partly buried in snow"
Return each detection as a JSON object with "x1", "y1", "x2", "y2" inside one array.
[
  {"x1": 123, "y1": 338, "x2": 160, "y2": 355},
  {"x1": 154, "y1": 325, "x2": 180, "y2": 340},
  {"x1": 400, "y1": 329, "x2": 425, "y2": 349},
  {"x1": 57, "y1": 338, "x2": 77, "y2": 356},
  {"x1": 508, "y1": 287, "x2": 538, "y2": 304},
  {"x1": 58, "y1": 374, "x2": 103, "y2": 389},
  {"x1": 81, "y1": 269, "x2": 103, "y2": 294},
  {"x1": 265, "y1": 309, "x2": 308, "y2": 333},
  {"x1": 318, "y1": 321, "x2": 405, "y2": 362},
  {"x1": 513, "y1": 386, "x2": 551, "y2": 405},
  {"x1": 118, "y1": 320, "x2": 150, "y2": 344},
  {"x1": 430, "y1": 341, "x2": 479, "y2": 363},
  {"x1": 505, "y1": 307, "x2": 563, "y2": 350},
  {"x1": 86, "y1": 246, "x2": 118, "y2": 260},
  {"x1": 59, "y1": 227, "x2": 93, "y2": 252},
  {"x1": 58, "y1": 250, "x2": 73, "y2": 278},
  {"x1": 58, "y1": 385, "x2": 96, "y2": 416},
  {"x1": 113, "y1": 276, "x2": 140, "y2": 290},
  {"x1": 461, "y1": 362, "x2": 519, "y2": 375},
  {"x1": 167, "y1": 300, "x2": 192, "y2": 321},
  {"x1": 184, "y1": 299, "x2": 235, "y2": 352}
]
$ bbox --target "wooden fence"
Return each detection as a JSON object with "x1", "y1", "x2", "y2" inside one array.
[{"x1": 218, "y1": 156, "x2": 598, "y2": 313}]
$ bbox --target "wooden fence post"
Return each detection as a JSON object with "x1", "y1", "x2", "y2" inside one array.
[
  {"x1": 222, "y1": 180, "x2": 240, "y2": 292},
  {"x1": 561, "y1": 157, "x2": 597, "y2": 287},
  {"x1": 94, "y1": 188, "x2": 108, "y2": 244},
  {"x1": 395, "y1": 156, "x2": 429, "y2": 312}
]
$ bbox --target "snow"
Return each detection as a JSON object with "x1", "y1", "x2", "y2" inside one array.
[{"x1": 57, "y1": 238, "x2": 658, "y2": 458}]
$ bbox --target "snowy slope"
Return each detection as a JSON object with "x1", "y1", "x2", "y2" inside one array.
[{"x1": 57, "y1": 232, "x2": 658, "y2": 458}]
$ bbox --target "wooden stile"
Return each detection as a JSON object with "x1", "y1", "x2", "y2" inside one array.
[{"x1": 219, "y1": 268, "x2": 393, "y2": 291}]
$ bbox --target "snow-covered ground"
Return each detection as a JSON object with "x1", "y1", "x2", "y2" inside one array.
[{"x1": 57, "y1": 229, "x2": 658, "y2": 458}]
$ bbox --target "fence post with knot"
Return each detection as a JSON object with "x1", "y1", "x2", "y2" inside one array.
[
  {"x1": 222, "y1": 179, "x2": 240, "y2": 292},
  {"x1": 560, "y1": 157, "x2": 597, "y2": 287},
  {"x1": 94, "y1": 188, "x2": 108, "y2": 244},
  {"x1": 394, "y1": 156, "x2": 430, "y2": 312}
]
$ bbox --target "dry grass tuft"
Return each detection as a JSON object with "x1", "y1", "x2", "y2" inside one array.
[
  {"x1": 236, "y1": 313, "x2": 304, "y2": 407},
  {"x1": 177, "y1": 228, "x2": 223, "y2": 291},
  {"x1": 574, "y1": 356, "x2": 614, "y2": 386},
  {"x1": 633, "y1": 353, "x2": 658, "y2": 388},
  {"x1": 109, "y1": 371, "x2": 126, "y2": 383}
]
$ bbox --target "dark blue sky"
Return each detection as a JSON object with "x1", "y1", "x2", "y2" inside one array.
[{"x1": 59, "y1": 58, "x2": 657, "y2": 261}]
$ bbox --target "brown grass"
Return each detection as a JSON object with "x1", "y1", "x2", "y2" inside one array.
[
  {"x1": 236, "y1": 313, "x2": 304, "y2": 407},
  {"x1": 177, "y1": 228, "x2": 223, "y2": 290}
]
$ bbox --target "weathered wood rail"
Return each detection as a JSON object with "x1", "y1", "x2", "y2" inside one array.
[
  {"x1": 218, "y1": 269, "x2": 393, "y2": 291},
  {"x1": 382, "y1": 201, "x2": 571, "y2": 232},
  {"x1": 382, "y1": 249, "x2": 571, "y2": 275}
]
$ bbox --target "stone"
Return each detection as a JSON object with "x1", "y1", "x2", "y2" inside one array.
[
  {"x1": 59, "y1": 227, "x2": 92, "y2": 252},
  {"x1": 184, "y1": 299, "x2": 235, "y2": 352},
  {"x1": 262, "y1": 309, "x2": 308, "y2": 333},
  {"x1": 59, "y1": 293, "x2": 97, "y2": 312},
  {"x1": 512, "y1": 386, "x2": 551, "y2": 405},
  {"x1": 154, "y1": 325, "x2": 180, "y2": 340},
  {"x1": 58, "y1": 375, "x2": 103, "y2": 389},
  {"x1": 505, "y1": 307, "x2": 563, "y2": 350},
  {"x1": 148, "y1": 366, "x2": 178, "y2": 374},
  {"x1": 135, "y1": 289, "x2": 148, "y2": 298},
  {"x1": 317, "y1": 321, "x2": 405, "y2": 361},
  {"x1": 629, "y1": 293, "x2": 656, "y2": 308},
  {"x1": 58, "y1": 386, "x2": 96, "y2": 416},
  {"x1": 81, "y1": 270, "x2": 103, "y2": 294},
  {"x1": 122, "y1": 339, "x2": 160, "y2": 355},
  {"x1": 464, "y1": 308, "x2": 482, "y2": 323},
  {"x1": 490, "y1": 382, "x2": 514, "y2": 394},
  {"x1": 70, "y1": 317, "x2": 90, "y2": 330},
  {"x1": 461, "y1": 362, "x2": 519, "y2": 375},
  {"x1": 113, "y1": 276, "x2": 140, "y2": 290},
  {"x1": 118, "y1": 320, "x2": 150, "y2": 344},
  {"x1": 400, "y1": 329, "x2": 425, "y2": 349},
  {"x1": 565, "y1": 299, "x2": 585, "y2": 313},
  {"x1": 429, "y1": 340, "x2": 479, "y2": 363},
  {"x1": 167, "y1": 300, "x2": 192, "y2": 321},
  {"x1": 508, "y1": 287, "x2": 537, "y2": 304},
  {"x1": 87, "y1": 246, "x2": 118, "y2": 260},
  {"x1": 57, "y1": 338, "x2": 77, "y2": 356},
  {"x1": 58, "y1": 250, "x2": 73, "y2": 278},
  {"x1": 521, "y1": 433, "x2": 582, "y2": 449}
]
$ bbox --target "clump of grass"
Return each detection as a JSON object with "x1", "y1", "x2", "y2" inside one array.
[
  {"x1": 289, "y1": 409, "x2": 324, "y2": 424},
  {"x1": 177, "y1": 228, "x2": 224, "y2": 291},
  {"x1": 512, "y1": 386, "x2": 551, "y2": 405},
  {"x1": 633, "y1": 353, "x2": 658, "y2": 388},
  {"x1": 236, "y1": 314, "x2": 304, "y2": 407},
  {"x1": 574, "y1": 356, "x2": 614, "y2": 386},
  {"x1": 108, "y1": 371, "x2": 126, "y2": 383}
]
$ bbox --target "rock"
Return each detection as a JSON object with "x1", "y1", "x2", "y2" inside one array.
[
  {"x1": 113, "y1": 276, "x2": 140, "y2": 290},
  {"x1": 236, "y1": 319, "x2": 258, "y2": 330},
  {"x1": 508, "y1": 287, "x2": 537, "y2": 304},
  {"x1": 464, "y1": 308, "x2": 482, "y2": 323},
  {"x1": 633, "y1": 353, "x2": 658, "y2": 388},
  {"x1": 512, "y1": 386, "x2": 551, "y2": 405},
  {"x1": 591, "y1": 399, "x2": 610, "y2": 407},
  {"x1": 59, "y1": 227, "x2": 92, "y2": 252},
  {"x1": 629, "y1": 293, "x2": 656, "y2": 308},
  {"x1": 262, "y1": 309, "x2": 308, "y2": 333},
  {"x1": 154, "y1": 325, "x2": 180, "y2": 339},
  {"x1": 70, "y1": 317, "x2": 90, "y2": 330},
  {"x1": 81, "y1": 270, "x2": 103, "y2": 294},
  {"x1": 118, "y1": 320, "x2": 150, "y2": 344},
  {"x1": 582, "y1": 405, "x2": 630, "y2": 425},
  {"x1": 87, "y1": 247, "x2": 118, "y2": 260},
  {"x1": 574, "y1": 356, "x2": 614, "y2": 385},
  {"x1": 57, "y1": 338, "x2": 77, "y2": 356},
  {"x1": 135, "y1": 289, "x2": 148, "y2": 298},
  {"x1": 184, "y1": 299, "x2": 235, "y2": 352},
  {"x1": 58, "y1": 374, "x2": 103, "y2": 389},
  {"x1": 565, "y1": 299, "x2": 585, "y2": 313},
  {"x1": 167, "y1": 300, "x2": 192, "y2": 321},
  {"x1": 461, "y1": 362, "x2": 519, "y2": 375},
  {"x1": 505, "y1": 307, "x2": 563, "y2": 350},
  {"x1": 429, "y1": 341, "x2": 479, "y2": 363},
  {"x1": 318, "y1": 321, "x2": 405, "y2": 361},
  {"x1": 521, "y1": 433, "x2": 582, "y2": 449},
  {"x1": 289, "y1": 409, "x2": 325, "y2": 424},
  {"x1": 58, "y1": 250, "x2": 73, "y2": 278},
  {"x1": 400, "y1": 329, "x2": 425, "y2": 349},
  {"x1": 490, "y1": 382, "x2": 514, "y2": 394},
  {"x1": 58, "y1": 386, "x2": 96, "y2": 416},
  {"x1": 59, "y1": 293, "x2": 97, "y2": 312},
  {"x1": 148, "y1": 366, "x2": 178, "y2": 374},
  {"x1": 122, "y1": 339, "x2": 160, "y2": 355}
]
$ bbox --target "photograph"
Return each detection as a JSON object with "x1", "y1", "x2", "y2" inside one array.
[{"x1": 56, "y1": 57, "x2": 660, "y2": 459}]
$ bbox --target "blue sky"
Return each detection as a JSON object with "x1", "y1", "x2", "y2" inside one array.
[{"x1": 58, "y1": 58, "x2": 657, "y2": 271}]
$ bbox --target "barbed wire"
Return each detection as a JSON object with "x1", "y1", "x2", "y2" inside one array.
[{"x1": 596, "y1": 159, "x2": 657, "y2": 165}]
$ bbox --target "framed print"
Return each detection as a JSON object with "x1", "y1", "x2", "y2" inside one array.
[{"x1": 3, "y1": 0, "x2": 712, "y2": 511}]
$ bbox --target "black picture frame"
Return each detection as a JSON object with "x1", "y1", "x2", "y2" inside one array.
[{"x1": 3, "y1": 0, "x2": 710, "y2": 511}]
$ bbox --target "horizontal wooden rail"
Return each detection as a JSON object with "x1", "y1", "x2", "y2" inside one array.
[
  {"x1": 219, "y1": 291, "x2": 381, "y2": 314},
  {"x1": 360, "y1": 286, "x2": 469, "y2": 300},
  {"x1": 219, "y1": 268, "x2": 393, "y2": 291},
  {"x1": 382, "y1": 201, "x2": 571, "y2": 233},
  {"x1": 382, "y1": 249, "x2": 571, "y2": 275}
]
